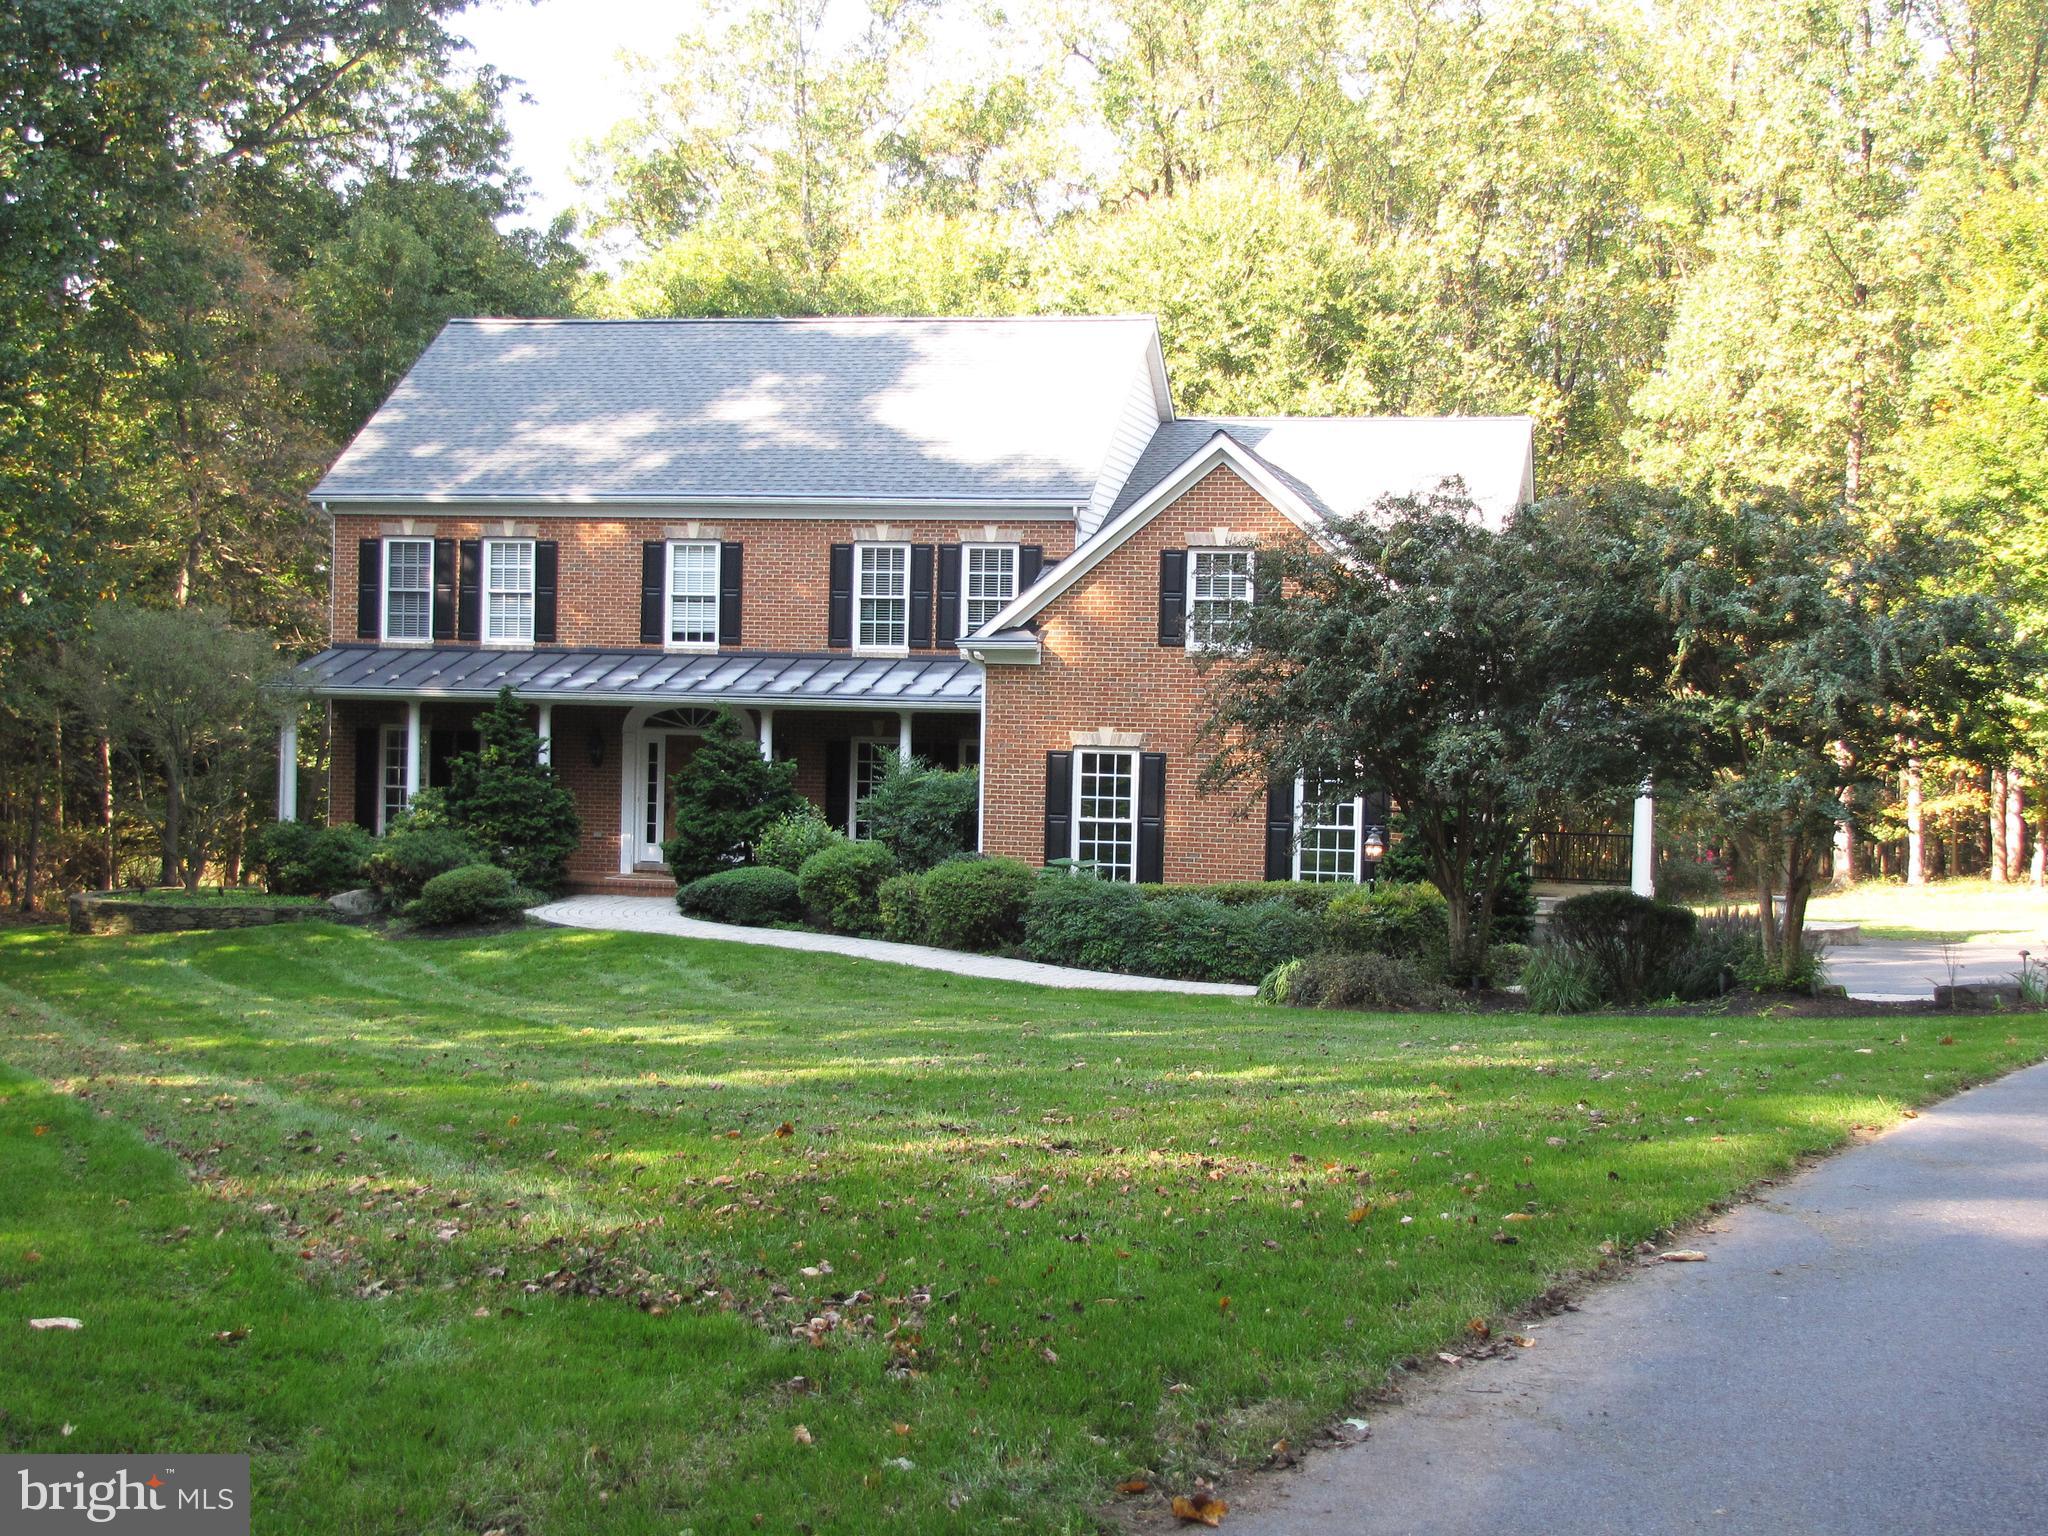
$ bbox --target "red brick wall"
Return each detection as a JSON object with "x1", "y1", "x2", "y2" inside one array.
[
  {"x1": 981, "y1": 464, "x2": 1295, "y2": 883},
  {"x1": 330, "y1": 513, "x2": 1073, "y2": 653}
]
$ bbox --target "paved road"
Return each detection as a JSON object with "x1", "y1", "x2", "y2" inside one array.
[
  {"x1": 1238, "y1": 1058, "x2": 2048, "y2": 1536},
  {"x1": 1822, "y1": 932, "x2": 2036, "y2": 1000}
]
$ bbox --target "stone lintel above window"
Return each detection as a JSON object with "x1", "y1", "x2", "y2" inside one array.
[{"x1": 1070, "y1": 728, "x2": 1145, "y2": 750}]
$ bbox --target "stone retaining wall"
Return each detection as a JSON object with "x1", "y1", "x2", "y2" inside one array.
[{"x1": 68, "y1": 891, "x2": 326, "y2": 936}]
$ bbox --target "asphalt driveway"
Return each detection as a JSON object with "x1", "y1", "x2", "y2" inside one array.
[
  {"x1": 1824, "y1": 932, "x2": 2036, "y2": 1000},
  {"x1": 1235, "y1": 1057, "x2": 2048, "y2": 1536}
]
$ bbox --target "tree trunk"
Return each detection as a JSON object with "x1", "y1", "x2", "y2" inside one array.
[
  {"x1": 2035, "y1": 800, "x2": 2046, "y2": 890},
  {"x1": 22, "y1": 765, "x2": 42, "y2": 916},
  {"x1": 99, "y1": 732, "x2": 114, "y2": 890},
  {"x1": 2006, "y1": 772, "x2": 2026, "y2": 883},
  {"x1": 161, "y1": 774, "x2": 182, "y2": 889},
  {"x1": 1905, "y1": 759, "x2": 1925, "y2": 885},
  {"x1": 1989, "y1": 766, "x2": 2006, "y2": 881}
]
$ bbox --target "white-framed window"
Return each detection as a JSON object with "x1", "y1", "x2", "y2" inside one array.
[
  {"x1": 483, "y1": 538, "x2": 535, "y2": 645},
  {"x1": 856, "y1": 543, "x2": 910, "y2": 653},
  {"x1": 667, "y1": 540, "x2": 720, "y2": 648},
  {"x1": 1296, "y1": 777, "x2": 1366, "y2": 883},
  {"x1": 1073, "y1": 748, "x2": 1138, "y2": 882},
  {"x1": 963, "y1": 543, "x2": 1018, "y2": 633},
  {"x1": 379, "y1": 725, "x2": 409, "y2": 833},
  {"x1": 850, "y1": 738, "x2": 893, "y2": 839},
  {"x1": 1187, "y1": 547, "x2": 1254, "y2": 651},
  {"x1": 382, "y1": 537, "x2": 433, "y2": 643}
]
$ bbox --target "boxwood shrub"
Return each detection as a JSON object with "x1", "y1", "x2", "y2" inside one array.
[
  {"x1": 1136, "y1": 894, "x2": 1319, "y2": 984},
  {"x1": 365, "y1": 823, "x2": 484, "y2": 903},
  {"x1": 917, "y1": 856, "x2": 1036, "y2": 952},
  {"x1": 877, "y1": 873, "x2": 926, "y2": 942},
  {"x1": 1137, "y1": 880, "x2": 1345, "y2": 915},
  {"x1": 677, "y1": 866, "x2": 802, "y2": 925},
  {"x1": 254, "y1": 821, "x2": 373, "y2": 896},
  {"x1": 797, "y1": 841, "x2": 899, "y2": 936},
  {"x1": 405, "y1": 863, "x2": 529, "y2": 927},
  {"x1": 1547, "y1": 889, "x2": 1698, "y2": 1004}
]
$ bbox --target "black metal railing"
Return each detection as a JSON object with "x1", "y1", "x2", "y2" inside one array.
[{"x1": 1530, "y1": 830, "x2": 1633, "y2": 885}]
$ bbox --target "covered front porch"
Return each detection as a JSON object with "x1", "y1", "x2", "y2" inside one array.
[{"x1": 284, "y1": 645, "x2": 983, "y2": 893}]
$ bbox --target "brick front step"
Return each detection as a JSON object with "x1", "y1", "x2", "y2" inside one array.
[{"x1": 570, "y1": 872, "x2": 679, "y2": 898}]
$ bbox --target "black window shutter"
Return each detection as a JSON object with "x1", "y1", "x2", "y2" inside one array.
[
  {"x1": 935, "y1": 544, "x2": 962, "y2": 646},
  {"x1": 456, "y1": 540, "x2": 481, "y2": 642},
  {"x1": 352, "y1": 727, "x2": 379, "y2": 830},
  {"x1": 428, "y1": 729, "x2": 455, "y2": 790},
  {"x1": 533, "y1": 541, "x2": 559, "y2": 643},
  {"x1": 828, "y1": 544, "x2": 854, "y2": 648},
  {"x1": 909, "y1": 544, "x2": 935, "y2": 649},
  {"x1": 1019, "y1": 545, "x2": 1045, "y2": 589},
  {"x1": 718, "y1": 541, "x2": 743, "y2": 646},
  {"x1": 431, "y1": 538, "x2": 456, "y2": 640},
  {"x1": 1252, "y1": 547, "x2": 1277, "y2": 610},
  {"x1": 357, "y1": 539, "x2": 381, "y2": 640},
  {"x1": 640, "y1": 541, "x2": 665, "y2": 645},
  {"x1": 1044, "y1": 751, "x2": 1073, "y2": 865},
  {"x1": 825, "y1": 741, "x2": 852, "y2": 834},
  {"x1": 1137, "y1": 752, "x2": 1167, "y2": 884},
  {"x1": 1265, "y1": 778, "x2": 1296, "y2": 881},
  {"x1": 1158, "y1": 549, "x2": 1187, "y2": 646}
]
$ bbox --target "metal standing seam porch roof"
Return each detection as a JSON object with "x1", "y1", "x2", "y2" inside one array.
[{"x1": 288, "y1": 646, "x2": 983, "y2": 710}]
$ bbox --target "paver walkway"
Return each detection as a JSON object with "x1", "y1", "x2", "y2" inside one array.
[
  {"x1": 526, "y1": 894, "x2": 1257, "y2": 995},
  {"x1": 1235, "y1": 1056, "x2": 2048, "y2": 1536}
]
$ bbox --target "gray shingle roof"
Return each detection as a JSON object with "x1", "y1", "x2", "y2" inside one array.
[
  {"x1": 289, "y1": 646, "x2": 982, "y2": 709},
  {"x1": 1113, "y1": 415, "x2": 1536, "y2": 525},
  {"x1": 313, "y1": 316, "x2": 1164, "y2": 506}
]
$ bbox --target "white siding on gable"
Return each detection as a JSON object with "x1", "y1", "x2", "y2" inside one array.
[{"x1": 1082, "y1": 358, "x2": 1173, "y2": 538}]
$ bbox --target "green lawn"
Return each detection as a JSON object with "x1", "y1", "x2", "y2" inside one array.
[{"x1": 2, "y1": 922, "x2": 2042, "y2": 1534}]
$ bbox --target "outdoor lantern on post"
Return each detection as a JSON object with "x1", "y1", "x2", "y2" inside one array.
[{"x1": 1362, "y1": 824, "x2": 1388, "y2": 865}]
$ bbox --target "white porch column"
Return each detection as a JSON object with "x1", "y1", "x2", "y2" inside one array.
[
  {"x1": 1630, "y1": 784, "x2": 1656, "y2": 897},
  {"x1": 897, "y1": 709, "x2": 913, "y2": 760},
  {"x1": 757, "y1": 707, "x2": 775, "y2": 762},
  {"x1": 536, "y1": 703, "x2": 554, "y2": 766},
  {"x1": 404, "y1": 699, "x2": 423, "y2": 808},
  {"x1": 276, "y1": 718, "x2": 299, "y2": 822}
]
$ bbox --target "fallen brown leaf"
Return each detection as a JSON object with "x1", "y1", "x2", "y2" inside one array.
[
  {"x1": 1115, "y1": 1478, "x2": 1150, "y2": 1495},
  {"x1": 791, "y1": 1424, "x2": 813, "y2": 1446},
  {"x1": 1171, "y1": 1493, "x2": 1229, "y2": 1526},
  {"x1": 1659, "y1": 1250, "x2": 1708, "y2": 1263}
]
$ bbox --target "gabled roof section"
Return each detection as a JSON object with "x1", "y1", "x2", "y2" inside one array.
[
  {"x1": 313, "y1": 315, "x2": 1169, "y2": 508},
  {"x1": 972, "y1": 414, "x2": 1537, "y2": 639},
  {"x1": 1112, "y1": 415, "x2": 1536, "y2": 525}
]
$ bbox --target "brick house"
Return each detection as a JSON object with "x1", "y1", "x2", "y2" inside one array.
[{"x1": 282, "y1": 315, "x2": 1567, "y2": 895}]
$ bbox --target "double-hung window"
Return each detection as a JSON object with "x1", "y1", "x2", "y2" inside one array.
[
  {"x1": 667, "y1": 540, "x2": 720, "y2": 648},
  {"x1": 856, "y1": 543, "x2": 910, "y2": 652},
  {"x1": 1187, "y1": 547, "x2": 1254, "y2": 651},
  {"x1": 1073, "y1": 749, "x2": 1138, "y2": 882},
  {"x1": 963, "y1": 543, "x2": 1018, "y2": 633},
  {"x1": 382, "y1": 538, "x2": 432, "y2": 643},
  {"x1": 1296, "y1": 777, "x2": 1364, "y2": 883},
  {"x1": 484, "y1": 538, "x2": 535, "y2": 645}
]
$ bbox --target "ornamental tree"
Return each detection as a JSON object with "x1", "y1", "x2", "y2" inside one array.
[
  {"x1": 1200, "y1": 484, "x2": 1687, "y2": 979},
  {"x1": 662, "y1": 708, "x2": 801, "y2": 883},
  {"x1": 1642, "y1": 486, "x2": 2022, "y2": 978},
  {"x1": 443, "y1": 687, "x2": 581, "y2": 893}
]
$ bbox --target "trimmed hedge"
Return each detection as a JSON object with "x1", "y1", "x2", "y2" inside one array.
[
  {"x1": 917, "y1": 856, "x2": 1036, "y2": 952},
  {"x1": 1324, "y1": 881, "x2": 1451, "y2": 977},
  {"x1": 678, "y1": 866, "x2": 802, "y2": 925},
  {"x1": 1135, "y1": 880, "x2": 1346, "y2": 915},
  {"x1": 254, "y1": 822, "x2": 373, "y2": 896},
  {"x1": 406, "y1": 863, "x2": 529, "y2": 927},
  {"x1": 365, "y1": 824, "x2": 484, "y2": 904},
  {"x1": 756, "y1": 807, "x2": 847, "y2": 874},
  {"x1": 797, "y1": 841, "x2": 899, "y2": 936},
  {"x1": 1022, "y1": 877, "x2": 1149, "y2": 971},
  {"x1": 1137, "y1": 894, "x2": 1320, "y2": 984}
]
